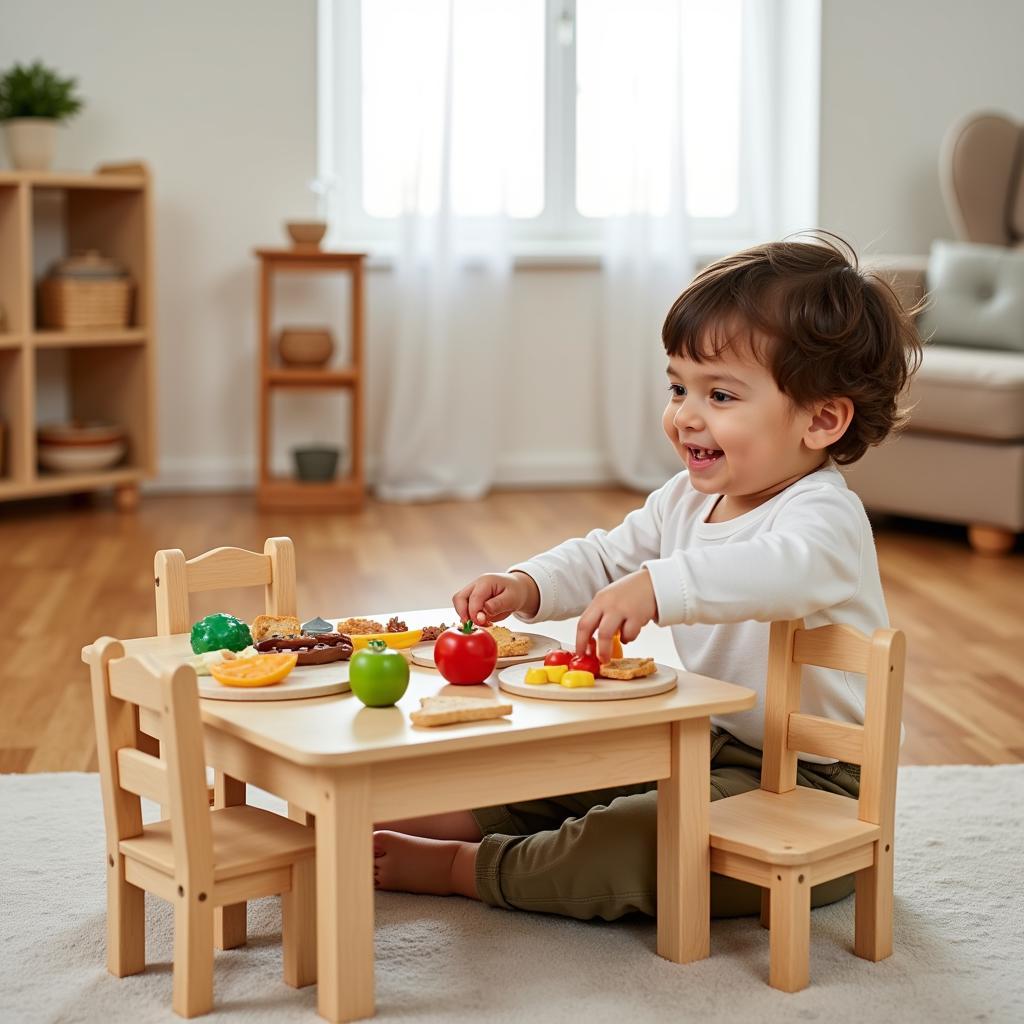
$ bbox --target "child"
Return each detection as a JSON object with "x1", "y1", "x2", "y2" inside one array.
[{"x1": 374, "y1": 233, "x2": 922, "y2": 920}]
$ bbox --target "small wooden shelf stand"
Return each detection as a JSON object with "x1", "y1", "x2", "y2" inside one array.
[
  {"x1": 255, "y1": 248, "x2": 366, "y2": 511},
  {"x1": 0, "y1": 164, "x2": 156, "y2": 509}
]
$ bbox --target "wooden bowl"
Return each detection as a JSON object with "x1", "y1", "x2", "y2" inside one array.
[
  {"x1": 278, "y1": 327, "x2": 335, "y2": 367},
  {"x1": 38, "y1": 421, "x2": 125, "y2": 446},
  {"x1": 285, "y1": 221, "x2": 327, "y2": 249}
]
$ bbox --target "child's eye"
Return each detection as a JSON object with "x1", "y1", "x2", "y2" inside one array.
[
  {"x1": 667, "y1": 384, "x2": 686, "y2": 398},
  {"x1": 711, "y1": 390, "x2": 733, "y2": 403}
]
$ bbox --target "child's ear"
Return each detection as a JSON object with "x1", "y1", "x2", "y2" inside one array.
[{"x1": 803, "y1": 396, "x2": 854, "y2": 451}]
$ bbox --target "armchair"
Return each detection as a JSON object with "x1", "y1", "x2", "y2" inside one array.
[{"x1": 848, "y1": 111, "x2": 1024, "y2": 555}]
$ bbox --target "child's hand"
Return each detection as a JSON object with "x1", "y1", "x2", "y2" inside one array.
[
  {"x1": 453, "y1": 571, "x2": 540, "y2": 627},
  {"x1": 575, "y1": 569, "x2": 658, "y2": 662}
]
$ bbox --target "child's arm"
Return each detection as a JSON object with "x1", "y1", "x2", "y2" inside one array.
[
  {"x1": 507, "y1": 484, "x2": 666, "y2": 621},
  {"x1": 578, "y1": 486, "x2": 866, "y2": 658},
  {"x1": 453, "y1": 483, "x2": 669, "y2": 628}
]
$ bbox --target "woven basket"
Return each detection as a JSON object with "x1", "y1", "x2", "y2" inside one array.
[{"x1": 39, "y1": 277, "x2": 133, "y2": 329}]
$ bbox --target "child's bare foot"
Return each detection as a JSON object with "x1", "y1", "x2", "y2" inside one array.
[{"x1": 373, "y1": 830, "x2": 479, "y2": 899}]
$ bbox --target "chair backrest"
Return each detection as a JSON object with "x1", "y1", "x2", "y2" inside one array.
[
  {"x1": 940, "y1": 110, "x2": 1024, "y2": 248},
  {"x1": 87, "y1": 637, "x2": 214, "y2": 893},
  {"x1": 153, "y1": 536, "x2": 296, "y2": 635},
  {"x1": 760, "y1": 619, "x2": 906, "y2": 834}
]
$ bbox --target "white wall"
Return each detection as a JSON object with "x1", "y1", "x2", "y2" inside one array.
[
  {"x1": 818, "y1": 0, "x2": 1024, "y2": 254},
  {"x1": 3, "y1": 0, "x2": 1022, "y2": 492},
  {"x1": 1, "y1": 0, "x2": 322, "y2": 489}
]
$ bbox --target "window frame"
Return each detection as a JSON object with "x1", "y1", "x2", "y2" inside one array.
[{"x1": 318, "y1": 0, "x2": 815, "y2": 255}]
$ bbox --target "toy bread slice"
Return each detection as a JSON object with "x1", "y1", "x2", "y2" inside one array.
[
  {"x1": 485, "y1": 626, "x2": 532, "y2": 657},
  {"x1": 251, "y1": 614, "x2": 302, "y2": 643},
  {"x1": 410, "y1": 695, "x2": 513, "y2": 727},
  {"x1": 599, "y1": 657, "x2": 657, "y2": 680}
]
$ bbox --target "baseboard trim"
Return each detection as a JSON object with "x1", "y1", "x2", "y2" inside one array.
[{"x1": 146, "y1": 452, "x2": 618, "y2": 494}]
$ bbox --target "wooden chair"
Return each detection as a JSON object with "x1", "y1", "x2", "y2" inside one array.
[
  {"x1": 153, "y1": 536, "x2": 297, "y2": 637},
  {"x1": 708, "y1": 619, "x2": 906, "y2": 992},
  {"x1": 86, "y1": 637, "x2": 316, "y2": 1018},
  {"x1": 153, "y1": 537, "x2": 302, "y2": 949}
]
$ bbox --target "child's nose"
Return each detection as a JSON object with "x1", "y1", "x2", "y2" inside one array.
[{"x1": 673, "y1": 400, "x2": 702, "y2": 431}]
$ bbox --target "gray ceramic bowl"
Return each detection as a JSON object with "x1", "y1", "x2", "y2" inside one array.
[{"x1": 292, "y1": 446, "x2": 340, "y2": 481}]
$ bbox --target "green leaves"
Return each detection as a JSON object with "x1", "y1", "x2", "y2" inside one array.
[{"x1": 0, "y1": 61, "x2": 84, "y2": 122}]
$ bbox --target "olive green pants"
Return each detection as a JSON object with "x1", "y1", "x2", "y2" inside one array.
[{"x1": 471, "y1": 727, "x2": 860, "y2": 921}]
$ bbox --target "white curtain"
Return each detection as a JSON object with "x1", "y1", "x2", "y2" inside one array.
[
  {"x1": 595, "y1": 1, "x2": 697, "y2": 491},
  {"x1": 373, "y1": 1, "x2": 516, "y2": 501}
]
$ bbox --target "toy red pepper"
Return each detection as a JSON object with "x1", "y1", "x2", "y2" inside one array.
[{"x1": 434, "y1": 620, "x2": 498, "y2": 685}]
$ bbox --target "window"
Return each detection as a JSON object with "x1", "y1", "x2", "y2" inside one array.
[{"x1": 320, "y1": 1, "x2": 806, "y2": 250}]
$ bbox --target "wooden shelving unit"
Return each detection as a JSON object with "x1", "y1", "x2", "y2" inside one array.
[
  {"x1": 255, "y1": 248, "x2": 366, "y2": 511},
  {"x1": 0, "y1": 164, "x2": 155, "y2": 509}
]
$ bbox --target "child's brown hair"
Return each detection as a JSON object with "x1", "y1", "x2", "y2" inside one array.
[{"x1": 662, "y1": 231, "x2": 923, "y2": 465}]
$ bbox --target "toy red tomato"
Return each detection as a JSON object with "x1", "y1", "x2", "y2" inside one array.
[
  {"x1": 569, "y1": 650, "x2": 601, "y2": 676},
  {"x1": 434, "y1": 620, "x2": 498, "y2": 685},
  {"x1": 544, "y1": 650, "x2": 573, "y2": 668}
]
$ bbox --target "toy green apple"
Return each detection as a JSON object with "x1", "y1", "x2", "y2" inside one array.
[{"x1": 349, "y1": 639, "x2": 410, "y2": 707}]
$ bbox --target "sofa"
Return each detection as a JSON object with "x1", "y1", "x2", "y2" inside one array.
[{"x1": 844, "y1": 111, "x2": 1024, "y2": 555}]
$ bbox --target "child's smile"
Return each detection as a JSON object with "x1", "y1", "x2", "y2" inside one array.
[
  {"x1": 661, "y1": 340, "x2": 836, "y2": 518},
  {"x1": 684, "y1": 445, "x2": 725, "y2": 472}
]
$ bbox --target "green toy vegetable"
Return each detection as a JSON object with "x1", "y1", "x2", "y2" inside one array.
[
  {"x1": 349, "y1": 639, "x2": 410, "y2": 707},
  {"x1": 190, "y1": 612, "x2": 253, "y2": 654}
]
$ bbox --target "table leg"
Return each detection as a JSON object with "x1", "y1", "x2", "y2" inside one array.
[
  {"x1": 213, "y1": 772, "x2": 247, "y2": 950},
  {"x1": 316, "y1": 766, "x2": 374, "y2": 1023},
  {"x1": 657, "y1": 717, "x2": 710, "y2": 963}
]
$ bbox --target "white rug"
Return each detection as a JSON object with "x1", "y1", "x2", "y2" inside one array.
[{"x1": 1, "y1": 767, "x2": 1021, "y2": 1023}]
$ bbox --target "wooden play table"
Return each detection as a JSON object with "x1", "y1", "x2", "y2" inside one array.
[{"x1": 100, "y1": 610, "x2": 755, "y2": 1022}]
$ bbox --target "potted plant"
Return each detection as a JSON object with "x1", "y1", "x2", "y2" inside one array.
[{"x1": 0, "y1": 61, "x2": 83, "y2": 171}]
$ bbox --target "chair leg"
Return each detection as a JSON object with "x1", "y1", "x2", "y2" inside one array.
[
  {"x1": 282, "y1": 857, "x2": 318, "y2": 988},
  {"x1": 854, "y1": 839, "x2": 894, "y2": 961},
  {"x1": 107, "y1": 855, "x2": 146, "y2": 977},
  {"x1": 173, "y1": 898, "x2": 214, "y2": 1018},
  {"x1": 768, "y1": 866, "x2": 811, "y2": 992},
  {"x1": 759, "y1": 888, "x2": 770, "y2": 929},
  {"x1": 213, "y1": 772, "x2": 247, "y2": 950}
]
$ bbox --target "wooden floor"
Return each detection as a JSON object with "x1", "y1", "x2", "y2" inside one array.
[{"x1": 2, "y1": 488, "x2": 1021, "y2": 772}]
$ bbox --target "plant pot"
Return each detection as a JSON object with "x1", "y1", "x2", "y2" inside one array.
[
  {"x1": 293, "y1": 445, "x2": 341, "y2": 481},
  {"x1": 278, "y1": 327, "x2": 335, "y2": 367},
  {"x1": 3, "y1": 118, "x2": 58, "y2": 171}
]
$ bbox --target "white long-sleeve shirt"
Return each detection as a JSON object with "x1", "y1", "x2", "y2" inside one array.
[{"x1": 510, "y1": 461, "x2": 897, "y2": 764}]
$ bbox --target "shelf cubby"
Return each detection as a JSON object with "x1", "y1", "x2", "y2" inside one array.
[
  {"x1": 0, "y1": 164, "x2": 154, "y2": 508},
  {"x1": 34, "y1": 343, "x2": 152, "y2": 479},
  {"x1": 0, "y1": 347, "x2": 29, "y2": 485}
]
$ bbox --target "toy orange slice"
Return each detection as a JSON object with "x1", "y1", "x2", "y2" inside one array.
[
  {"x1": 349, "y1": 629, "x2": 423, "y2": 650},
  {"x1": 210, "y1": 652, "x2": 297, "y2": 687}
]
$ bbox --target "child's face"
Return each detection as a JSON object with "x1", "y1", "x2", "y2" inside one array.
[{"x1": 661, "y1": 338, "x2": 823, "y2": 504}]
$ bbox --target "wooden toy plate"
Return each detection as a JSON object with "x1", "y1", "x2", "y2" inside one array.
[
  {"x1": 411, "y1": 632, "x2": 562, "y2": 670},
  {"x1": 498, "y1": 662, "x2": 678, "y2": 701},
  {"x1": 197, "y1": 658, "x2": 352, "y2": 701}
]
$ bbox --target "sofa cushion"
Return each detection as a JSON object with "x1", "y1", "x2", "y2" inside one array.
[
  {"x1": 905, "y1": 344, "x2": 1024, "y2": 440},
  {"x1": 918, "y1": 240, "x2": 1024, "y2": 352}
]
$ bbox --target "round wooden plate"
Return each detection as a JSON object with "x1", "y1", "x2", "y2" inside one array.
[
  {"x1": 197, "y1": 658, "x2": 352, "y2": 701},
  {"x1": 498, "y1": 662, "x2": 679, "y2": 701},
  {"x1": 410, "y1": 632, "x2": 562, "y2": 670}
]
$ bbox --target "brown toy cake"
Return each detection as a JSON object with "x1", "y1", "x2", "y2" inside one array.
[{"x1": 255, "y1": 632, "x2": 353, "y2": 666}]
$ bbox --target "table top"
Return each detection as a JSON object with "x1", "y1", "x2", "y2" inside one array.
[{"x1": 84, "y1": 609, "x2": 756, "y2": 768}]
